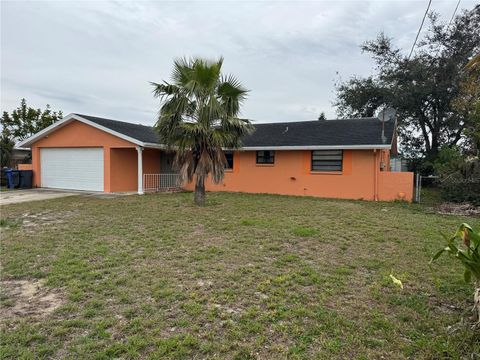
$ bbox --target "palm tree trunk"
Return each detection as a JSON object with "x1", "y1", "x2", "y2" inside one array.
[
  {"x1": 474, "y1": 281, "x2": 480, "y2": 324},
  {"x1": 194, "y1": 175, "x2": 206, "y2": 206}
]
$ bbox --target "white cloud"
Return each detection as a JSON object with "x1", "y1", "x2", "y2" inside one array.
[{"x1": 1, "y1": 0, "x2": 476, "y2": 125}]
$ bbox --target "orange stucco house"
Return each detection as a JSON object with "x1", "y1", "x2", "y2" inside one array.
[{"x1": 18, "y1": 113, "x2": 413, "y2": 201}]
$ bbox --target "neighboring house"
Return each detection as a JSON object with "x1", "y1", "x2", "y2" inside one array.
[{"x1": 18, "y1": 113, "x2": 414, "y2": 201}]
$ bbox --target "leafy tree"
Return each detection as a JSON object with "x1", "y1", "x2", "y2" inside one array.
[
  {"x1": 1, "y1": 98, "x2": 63, "y2": 141},
  {"x1": 0, "y1": 133, "x2": 15, "y2": 168},
  {"x1": 335, "y1": 7, "x2": 480, "y2": 169},
  {"x1": 151, "y1": 57, "x2": 253, "y2": 205},
  {"x1": 452, "y1": 55, "x2": 480, "y2": 156},
  {"x1": 318, "y1": 112, "x2": 327, "y2": 121}
]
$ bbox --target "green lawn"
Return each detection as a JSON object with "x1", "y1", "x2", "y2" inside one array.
[{"x1": 1, "y1": 192, "x2": 479, "y2": 359}]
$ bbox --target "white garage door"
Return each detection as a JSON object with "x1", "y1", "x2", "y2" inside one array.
[{"x1": 41, "y1": 148, "x2": 104, "y2": 191}]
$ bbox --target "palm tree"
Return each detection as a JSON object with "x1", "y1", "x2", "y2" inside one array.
[
  {"x1": 151, "y1": 57, "x2": 253, "y2": 205},
  {"x1": 465, "y1": 53, "x2": 480, "y2": 70}
]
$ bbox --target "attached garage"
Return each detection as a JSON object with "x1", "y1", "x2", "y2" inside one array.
[
  {"x1": 40, "y1": 148, "x2": 104, "y2": 191},
  {"x1": 18, "y1": 113, "x2": 162, "y2": 194}
]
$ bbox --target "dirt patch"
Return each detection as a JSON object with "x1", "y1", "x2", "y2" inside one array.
[
  {"x1": 19, "y1": 210, "x2": 77, "y2": 231},
  {"x1": 0, "y1": 279, "x2": 64, "y2": 320},
  {"x1": 436, "y1": 203, "x2": 480, "y2": 216},
  {"x1": 428, "y1": 294, "x2": 463, "y2": 314},
  {"x1": 182, "y1": 223, "x2": 207, "y2": 243}
]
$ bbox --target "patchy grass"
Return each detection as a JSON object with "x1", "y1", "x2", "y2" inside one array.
[
  {"x1": 1, "y1": 192, "x2": 479, "y2": 359},
  {"x1": 0, "y1": 218, "x2": 19, "y2": 229},
  {"x1": 420, "y1": 187, "x2": 443, "y2": 207},
  {"x1": 291, "y1": 226, "x2": 318, "y2": 237}
]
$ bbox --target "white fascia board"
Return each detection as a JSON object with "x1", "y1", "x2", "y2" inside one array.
[
  {"x1": 17, "y1": 113, "x2": 146, "y2": 148},
  {"x1": 239, "y1": 144, "x2": 391, "y2": 151},
  {"x1": 17, "y1": 114, "x2": 77, "y2": 148},
  {"x1": 143, "y1": 142, "x2": 168, "y2": 149}
]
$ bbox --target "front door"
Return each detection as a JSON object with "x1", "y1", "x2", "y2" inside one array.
[{"x1": 160, "y1": 152, "x2": 177, "y2": 174}]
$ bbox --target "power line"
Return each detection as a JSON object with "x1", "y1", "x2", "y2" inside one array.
[
  {"x1": 448, "y1": 0, "x2": 461, "y2": 26},
  {"x1": 408, "y1": 0, "x2": 433, "y2": 60}
]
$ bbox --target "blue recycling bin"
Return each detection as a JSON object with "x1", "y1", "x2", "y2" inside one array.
[{"x1": 5, "y1": 169, "x2": 20, "y2": 189}]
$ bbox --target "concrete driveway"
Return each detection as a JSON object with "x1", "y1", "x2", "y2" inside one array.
[{"x1": 0, "y1": 189, "x2": 79, "y2": 205}]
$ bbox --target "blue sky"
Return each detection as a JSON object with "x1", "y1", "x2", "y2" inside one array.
[{"x1": 1, "y1": 0, "x2": 476, "y2": 126}]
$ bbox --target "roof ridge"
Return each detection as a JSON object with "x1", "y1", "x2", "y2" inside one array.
[
  {"x1": 75, "y1": 114, "x2": 380, "y2": 128},
  {"x1": 74, "y1": 113, "x2": 154, "y2": 129},
  {"x1": 250, "y1": 118, "x2": 379, "y2": 125}
]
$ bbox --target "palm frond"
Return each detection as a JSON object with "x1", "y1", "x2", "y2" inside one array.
[
  {"x1": 465, "y1": 54, "x2": 480, "y2": 70},
  {"x1": 190, "y1": 58, "x2": 223, "y2": 94},
  {"x1": 150, "y1": 81, "x2": 182, "y2": 100},
  {"x1": 171, "y1": 57, "x2": 194, "y2": 88},
  {"x1": 218, "y1": 74, "x2": 249, "y2": 116}
]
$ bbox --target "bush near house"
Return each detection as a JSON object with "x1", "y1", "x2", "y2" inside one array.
[
  {"x1": 438, "y1": 160, "x2": 480, "y2": 206},
  {"x1": 430, "y1": 147, "x2": 480, "y2": 205}
]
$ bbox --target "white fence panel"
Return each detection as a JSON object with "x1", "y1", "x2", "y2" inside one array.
[{"x1": 143, "y1": 174, "x2": 180, "y2": 192}]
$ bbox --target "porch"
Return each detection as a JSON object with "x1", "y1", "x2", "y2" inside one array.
[{"x1": 136, "y1": 147, "x2": 181, "y2": 194}]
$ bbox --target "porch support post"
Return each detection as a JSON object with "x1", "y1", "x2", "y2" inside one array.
[{"x1": 136, "y1": 146, "x2": 144, "y2": 195}]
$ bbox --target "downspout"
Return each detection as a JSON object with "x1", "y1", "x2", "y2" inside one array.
[{"x1": 373, "y1": 149, "x2": 378, "y2": 201}]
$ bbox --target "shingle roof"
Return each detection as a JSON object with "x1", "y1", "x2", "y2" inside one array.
[
  {"x1": 242, "y1": 118, "x2": 395, "y2": 147},
  {"x1": 76, "y1": 114, "x2": 395, "y2": 148},
  {"x1": 76, "y1": 114, "x2": 160, "y2": 144}
]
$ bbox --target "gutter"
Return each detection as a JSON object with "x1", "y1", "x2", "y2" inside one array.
[
  {"x1": 143, "y1": 144, "x2": 392, "y2": 151},
  {"x1": 143, "y1": 142, "x2": 168, "y2": 149},
  {"x1": 237, "y1": 144, "x2": 392, "y2": 151}
]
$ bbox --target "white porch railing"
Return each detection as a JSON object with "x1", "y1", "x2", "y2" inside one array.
[{"x1": 143, "y1": 174, "x2": 181, "y2": 192}]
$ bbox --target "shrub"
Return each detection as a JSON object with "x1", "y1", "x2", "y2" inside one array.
[
  {"x1": 433, "y1": 146, "x2": 465, "y2": 175},
  {"x1": 431, "y1": 223, "x2": 480, "y2": 325},
  {"x1": 439, "y1": 159, "x2": 480, "y2": 205}
]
